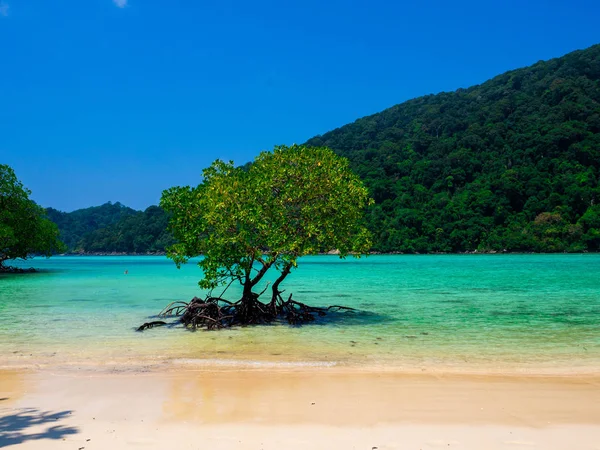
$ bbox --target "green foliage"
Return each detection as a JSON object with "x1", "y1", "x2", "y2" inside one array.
[
  {"x1": 77, "y1": 205, "x2": 175, "y2": 253},
  {"x1": 578, "y1": 205, "x2": 600, "y2": 249},
  {"x1": 161, "y1": 144, "x2": 372, "y2": 292},
  {"x1": 306, "y1": 44, "x2": 600, "y2": 252},
  {"x1": 46, "y1": 202, "x2": 139, "y2": 250},
  {"x1": 524, "y1": 212, "x2": 583, "y2": 252},
  {"x1": 0, "y1": 164, "x2": 65, "y2": 266},
  {"x1": 46, "y1": 203, "x2": 174, "y2": 253}
]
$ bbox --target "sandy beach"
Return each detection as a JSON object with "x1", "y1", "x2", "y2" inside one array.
[
  {"x1": 2, "y1": 366, "x2": 600, "y2": 449},
  {"x1": 3, "y1": 255, "x2": 600, "y2": 449}
]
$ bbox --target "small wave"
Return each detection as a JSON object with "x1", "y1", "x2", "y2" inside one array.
[{"x1": 171, "y1": 358, "x2": 337, "y2": 368}]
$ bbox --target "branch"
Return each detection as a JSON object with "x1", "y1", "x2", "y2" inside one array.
[
  {"x1": 250, "y1": 258, "x2": 275, "y2": 287},
  {"x1": 270, "y1": 262, "x2": 293, "y2": 306},
  {"x1": 257, "y1": 281, "x2": 271, "y2": 297},
  {"x1": 218, "y1": 278, "x2": 236, "y2": 298}
]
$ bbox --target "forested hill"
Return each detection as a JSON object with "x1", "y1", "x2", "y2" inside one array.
[
  {"x1": 46, "y1": 202, "x2": 174, "y2": 253},
  {"x1": 306, "y1": 44, "x2": 600, "y2": 252},
  {"x1": 47, "y1": 45, "x2": 600, "y2": 254},
  {"x1": 47, "y1": 202, "x2": 137, "y2": 250}
]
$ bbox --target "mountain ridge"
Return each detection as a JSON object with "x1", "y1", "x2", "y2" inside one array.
[
  {"x1": 306, "y1": 44, "x2": 600, "y2": 252},
  {"x1": 47, "y1": 44, "x2": 600, "y2": 253}
]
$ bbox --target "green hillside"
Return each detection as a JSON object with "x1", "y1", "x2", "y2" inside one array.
[
  {"x1": 77, "y1": 205, "x2": 174, "y2": 253},
  {"x1": 47, "y1": 45, "x2": 600, "y2": 254},
  {"x1": 306, "y1": 44, "x2": 600, "y2": 252},
  {"x1": 46, "y1": 202, "x2": 174, "y2": 253},
  {"x1": 46, "y1": 202, "x2": 139, "y2": 250}
]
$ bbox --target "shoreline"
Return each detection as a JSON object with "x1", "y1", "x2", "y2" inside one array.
[
  {"x1": 2, "y1": 254, "x2": 599, "y2": 448},
  {"x1": 3, "y1": 359, "x2": 600, "y2": 378},
  {"x1": 6, "y1": 250, "x2": 599, "y2": 259},
  {"x1": 46, "y1": 250, "x2": 600, "y2": 256},
  {"x1": 3, "y1": 350, "x2": 600, "y2": 377}
]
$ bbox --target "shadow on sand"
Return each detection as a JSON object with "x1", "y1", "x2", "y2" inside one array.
[{"x1": 0, "y1": 408, "x2": 79, "y2": 448}]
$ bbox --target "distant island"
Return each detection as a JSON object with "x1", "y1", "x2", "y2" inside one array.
[
  {"x1": 45, "y1": 202, "x2": 175, "y2": 254},
  {"x1": 47, "y1": 44, "x2": 600, "y2": 254}
]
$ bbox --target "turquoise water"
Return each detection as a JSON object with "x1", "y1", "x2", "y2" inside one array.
[{"x1": 1, "y1": 255, "x2": 599, "y2": 374}]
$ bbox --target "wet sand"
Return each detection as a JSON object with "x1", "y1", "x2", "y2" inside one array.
[{"x1": 1, "y1": 367, "x2": 600, "y2": 449}]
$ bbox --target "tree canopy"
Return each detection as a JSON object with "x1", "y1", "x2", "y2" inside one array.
[
  {"x1": 156, "y1": 144, "x2": 372, "y2": 328},
  {"x1": 306, "y1": 44, "x2": 600, "y2": 253},
  {"x1": 0, "y1": 164, "x2": 65, "y2": 269}
]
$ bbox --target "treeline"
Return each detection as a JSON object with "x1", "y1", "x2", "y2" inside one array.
[
  {"x1": 306, "y1": 44, "x2": 600, "y2": 253},
  {"x1": 46, "y1": 202, "x2": 174, "y2": 253}
]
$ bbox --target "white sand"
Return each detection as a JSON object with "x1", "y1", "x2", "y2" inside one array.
[{"x1": 2, "y1": 368, "x2": 600, "y2": 449}]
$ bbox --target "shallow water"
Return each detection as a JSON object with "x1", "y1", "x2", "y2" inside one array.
[{"x1": 1, "y1": 255, "x2": 599, "y2": 374}]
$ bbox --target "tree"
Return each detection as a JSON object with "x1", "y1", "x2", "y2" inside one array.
[
  {"x1": 0, "y1": 165, "x2": 65, "y2": 271},
  {"x1": 152, "y1": 145, "x2": 372, "y2": 329}
]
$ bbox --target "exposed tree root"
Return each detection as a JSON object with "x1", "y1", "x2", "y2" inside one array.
[
  {"x1": 146, "y1": 293, "x2": 356, "y2": 330},
  {"x1": 136, "y1": 321, "x2": 167, "y2": 331}
]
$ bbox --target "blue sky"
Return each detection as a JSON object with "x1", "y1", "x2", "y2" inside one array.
[{"x1": 1, "y1": 0, "x2": 599, "y2": 211}]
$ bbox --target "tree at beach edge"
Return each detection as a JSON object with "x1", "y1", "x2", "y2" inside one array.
[
  {"x1": 0, "y1": 164, "x2": 66, "y2": 271},
  {"x1": 153, "y1": 144, "x2": 373, "y2": 329}
]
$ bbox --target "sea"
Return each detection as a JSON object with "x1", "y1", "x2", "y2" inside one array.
[{"x1": 1, "y1": 255, "x2": 599, "y2": 374}]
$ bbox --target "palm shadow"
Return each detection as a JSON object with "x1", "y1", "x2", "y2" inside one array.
[{"x1": 0, "y1": 408, "x2": 79, "y2": 448}]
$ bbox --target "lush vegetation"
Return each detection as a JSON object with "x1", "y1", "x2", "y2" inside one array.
[
  {"x1": 150, "y1": 145, "x2": 371, "y2": 329},
  {"x1": 46, "y1": 202, "x2": 139, "y2": 250},
  {"x1": 0, "y1": 164, "x2": 65, "y2": 270},
  {"x1": 307, "y1": 44, "x2": 600, "y2": 252},
  {"x1": 77, "y1": 205, "x2": 175, "y2": 253},
  {"x1": 46, "y1": 202, "x2": 174, "y2": 253},
  {"x1": 47, "y1": 44, "x2": 600, "y2": 254}
]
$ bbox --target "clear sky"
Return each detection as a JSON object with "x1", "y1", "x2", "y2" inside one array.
[{"x1": 1, "y1": 0, "x2": 599, "y2": 211}]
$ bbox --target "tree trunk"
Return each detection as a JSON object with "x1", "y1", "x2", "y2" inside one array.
[
  {"x1": 270, "y1": 263, "x2": 292, "y2": 311},
  {"x1": 242, "y1": 272, "x2": 254, "y2": 305}
]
